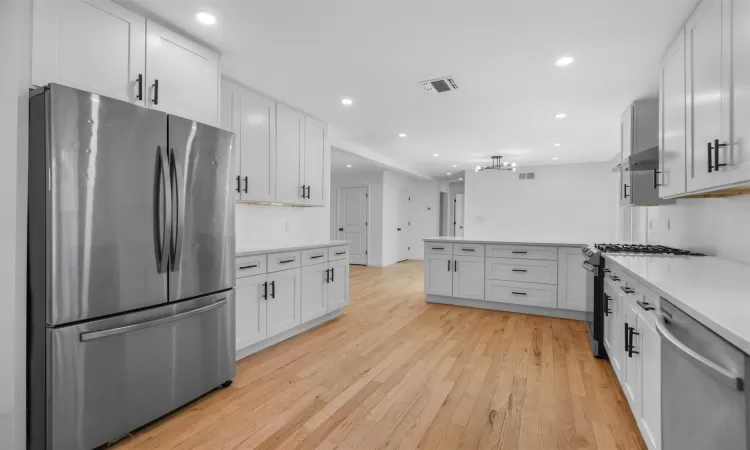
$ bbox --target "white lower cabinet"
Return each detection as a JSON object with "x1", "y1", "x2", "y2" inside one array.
[
  {"x1": 622, "y1": 299, "x2": 641, "y2": 411},
  {"x1": 639, "y1": 310, "x2": 662, "y2": 450},
  {"x1": 327, "y1": 259, "x2": 350, "y2": 311},
  {"x1": 266, "y1": 268, "x2": 302, "y2": 338},
  {"x1": 557, "y1": 247, "x2": 587, "y2": 311},
  {"x1": 301, "y1": 263, "x2": 328, "y2": 322},
  {"x1": 452, "y1": 255, "x2": 485, "y2": 300},
  {"x1": 485, "y1": 280, "x2": 556, "y2": 308},
  {"x1": 235, "y1": 273, "x2": 268, "y2": 349},
  {"x1": 604, "y1": 277, "x2": 623, "y2": 377},
  {"x1": 424, "y1": 253, "x2": 453, "y2": 296}
]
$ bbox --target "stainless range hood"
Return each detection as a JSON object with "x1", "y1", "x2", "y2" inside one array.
[
  {"x1": 612, "y1": 145, "x2": 659, "y2": 173},
  {"x1": 614, "y1": 145, "x2": 675, "y2": 206}
]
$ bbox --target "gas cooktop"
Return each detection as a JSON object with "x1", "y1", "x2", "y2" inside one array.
[{"x1": 594, "y1": 243, "x2": 703, "y2": 256}]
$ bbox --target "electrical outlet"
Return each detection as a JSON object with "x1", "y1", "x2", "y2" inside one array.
[{"x1": 649, "y1": 220, "x2": 653, "y2": 230}]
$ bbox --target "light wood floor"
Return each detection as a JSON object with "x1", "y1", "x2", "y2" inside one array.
[{"x1": 112, "y1": 261, "x2": 645, "y2": 450}]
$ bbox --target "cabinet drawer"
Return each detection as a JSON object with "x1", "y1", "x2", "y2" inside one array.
[
  {"x1": 236, "y1": 254, "x2": 267, "y2": 278},
  {"x1": 486, "y1": 245, "x2": 558, "y2": 261},
  {"x1": 424, "y1": 242, "x2": 453, "y2": 255},
  {"x1": 485, "y1": 257, "x2": 558, "y2": 284},
  {"x1": 453, "y1": 243, "x2": 485, "y2": 257},
  {"x1": 328, "y1": 245, "x2": 349, "y2": 261},
  {"x1": 301, "y1": 248, "x2": 328, "y2": 266},
  {"x1": 485, "y1": 280, "x2": 557, "y2": 308},
  {"x1": 267, "y1": 251, "x2": 301, "y2": 273}
]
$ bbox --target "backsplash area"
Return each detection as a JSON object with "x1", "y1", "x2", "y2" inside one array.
[
  {"x1": 235, "y1": 203, "x2": 330, "y2": 250},
  {"x1": 637, "y1": 195, "x2": 750, "y2": 264}
]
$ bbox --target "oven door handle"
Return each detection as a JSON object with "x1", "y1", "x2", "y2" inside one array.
[
  {"x1": 656, "y1": 316, "x2": 744, "y2": 391},
  {"x1": 581, "y1": 262, "x2": 596, "y2": 273}
]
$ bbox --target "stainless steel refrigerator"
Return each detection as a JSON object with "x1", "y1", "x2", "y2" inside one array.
[{"x1": 27, "y1": 84, "x2": 236, "y2": 449}]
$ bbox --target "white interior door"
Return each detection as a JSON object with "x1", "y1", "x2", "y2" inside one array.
[
  {"x1": 397, "y1": 189, "x2": 410, "y2": 262},
  {"x1": 454, "y1": 194, "x2": 465, "y2": 237},
  {"x1": 338, "y1": 187, "x2": 368, "y2": 265}
]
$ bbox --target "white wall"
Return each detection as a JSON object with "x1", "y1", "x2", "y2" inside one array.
[
  {"x1": 636, "y1": 195, "x2": 750, "y2": 263},
  {"x1": 464, "y1": 163, "x2": 617, "y2": 243},
  {"x1": 0, "y1": 0, "x2": 31, "y2": 447},
  {"x1": 235, "y1": 203, "x2": 331, "y2": 249},
  {"x1": 330, "y1": 171, "x2": 385, "y2": 266}
]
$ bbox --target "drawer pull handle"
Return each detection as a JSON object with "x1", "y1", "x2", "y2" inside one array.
[
  {"x1": 239, "y1": 264, "x2": 258, "y2": 270},
  {"x1": 511, "y1": 291, "x2": 527, "y2": 296},
  {"x1": 310, "y1": 255, "x2": 324, "y2": 259},
  {"x1": 335, "y1": 252, "x2": 346, "y2": 256},
  {"x1": 610, "y1": 275, "x2": 620, "y2": 281},
  {"x1": 432, "y1": 247, "x2": 445, "y2": 250},
  {"x1": 511, "y1": 251, "x2": 528, "y2": 254},
  {"x1": 636, "y1": 300, "x2": 655, "y2": 311},
  {"x1": 279, "y1": 259, "x2": 295, "y2": 264},
  {"x1": 512, "y1": 269, "x2": 528, "y2": 273},
  {"x1": 620, "y1": 286, "x2": 634, "y2": 294},
  {"x1": 461, "y1": 248, "x2": 475, "y2": 252}
]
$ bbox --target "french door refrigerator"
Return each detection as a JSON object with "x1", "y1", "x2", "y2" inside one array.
[{"x1": 27, "y1": 84, "x2": 236, "y2": 450}]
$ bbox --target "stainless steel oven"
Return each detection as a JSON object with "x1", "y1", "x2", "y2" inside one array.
[{"x1": 582, "y1": 246, "x2": 607, "y2": 359}]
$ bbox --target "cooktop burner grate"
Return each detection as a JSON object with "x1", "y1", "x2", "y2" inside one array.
[{"x1": 594, "y1": 244, "x2": 700, "y2": 255}]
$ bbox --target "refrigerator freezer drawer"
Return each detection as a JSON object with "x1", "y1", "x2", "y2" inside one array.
[{"x1": 45, "y1": 291, "x2": 235, "y2": 450}]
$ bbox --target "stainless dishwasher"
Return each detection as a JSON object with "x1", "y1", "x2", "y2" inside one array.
[{"x1": 657, "y1": 299, "x2": 749, "y2": 450}]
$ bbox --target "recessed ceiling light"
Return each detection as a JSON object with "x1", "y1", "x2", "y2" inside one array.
[
  {"x1": 398, "y1": 133, "x2": 407, "y2": 138},
  {"x1": 447, "y1": 173, "x2": 452, "y2": 176},
  {"x1": 433, "y1": 153, "x2": 439, "y2": 157},
  {"x1": 552, "y1": 157, "x2": 559, "y2": 160},
  {"x1": 452, "y1": 164, "x2": 458, "y2": 168},
  {"x1": 341, "y1": 98, "x2": 353, "y2": 106},
  {"x1": 346, "y1": 164, "x2": 352, "y2": 168},
  {"x1": 555, "y1": 113, "x2": 567, "y2": 119},
  {"x1": 556, "y1": 56, "x2": 574, "y2": 67},
  {"x1": 553, "y1": 143, "x2": 561, "y2": 147},
  {"x1": 459, "y1": 178, "x2": 463, "y2": 181},
  {"x1": 511, "y1": 162, "x2": 517, "y2": 167},
  {"x1": 195, "y1": 11, "x2": 217, "y2": 25}
]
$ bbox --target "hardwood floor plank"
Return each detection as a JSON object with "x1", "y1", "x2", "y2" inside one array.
[{"x1": 110, "y1": 261, "x2": 645, "y2": 450}]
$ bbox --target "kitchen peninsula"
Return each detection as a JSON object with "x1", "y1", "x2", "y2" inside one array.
[{"x1": 423, "y1": 237, "x2": 586, "y2": 319}]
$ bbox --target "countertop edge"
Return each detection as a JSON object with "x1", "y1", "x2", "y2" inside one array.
[
  {"x1": 237, "y1": 241, "x2": 349, "y2": 257},
  {"x1": 422, "y1": 238, "x2": 585, "y2": 248},
  {"x1": 602, "y1": 254, "x2": 750, "y2": 355}
]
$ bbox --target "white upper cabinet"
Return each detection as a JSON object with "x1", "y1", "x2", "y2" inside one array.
[
  {"x1": 621, "y1": 105, "x2": 634, "y2": 160},
  {"x1": 221, "y1": 81, "x2": 242, "y2": 201},
  {"x1": 145, "y1": 21, "x2": 220, "y2": 126},
  {"x1": 686, "y1": 0, "x2": 728, "y2": 193},
  {"x1": 32, "y1": 0, "x2": 146, "y2": 104},
  {"x1": 276, "y1": 103, "x2": 305, "y2": 204},
  {"x1": 659, "y1": 29, "x2": 688, "y2": 198},
  {"x1": 304, "y1": 117, "x2": 328, "y2": 206},
  {"x1": 726, "y1": 0, "x2": 750, "y2": 186}
]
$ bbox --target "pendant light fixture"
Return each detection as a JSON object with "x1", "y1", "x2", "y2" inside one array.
[{"x1": 475, "y1": 156, "x2": 517, "y2": 172}]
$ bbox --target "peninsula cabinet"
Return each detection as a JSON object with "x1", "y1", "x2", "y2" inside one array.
[
  {"x1": 660, "y1": 0, "x2": 750, "y2": 198},
  {"x1": 222, "y1": 79, "x2": 329, "y2": 207},
  {"x1": 31, "y1": 0, "x2": 221, "y2": 125}
]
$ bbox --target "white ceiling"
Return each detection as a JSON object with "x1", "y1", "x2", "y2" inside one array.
[
  {"x1": 330, "y1": 147, "x2": 386, "y2": 174},
  {"x1": 123, "y1": 0, "x2": 698, "y2": 178}
]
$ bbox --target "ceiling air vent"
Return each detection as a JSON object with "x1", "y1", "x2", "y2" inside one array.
[
  {"x1": 420, "y1": 77, "x2": 458, "y2": 93},
  {"x1": 519, "y1": 172, "x2": 535, "y2": 180}
]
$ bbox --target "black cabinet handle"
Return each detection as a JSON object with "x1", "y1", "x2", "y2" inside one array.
[
  {"x1": 620, "y1": 286, "x2": 634, "y2": 294},
  {"x1": 511, "y1": 251, "x2": 527, "y2": 254},
  {"x1": 714, "y1": 139, "x2": 727, "y2": 171},
  {"x1": 511, "y1": 291, "x2": 527, "y2": 296},
  {"x1": 152, "y1": 79, "x2": 159, "y2": 105},
  {"x1": 610, "y1": 275, "x2": 620, "y2": 281},
  {"x1": 301, "y1": 185, "x2": 306, "y2": 198},
  {"x1": 461, "y1": 248, "x2": 475, "y2": 252},
  {"x1": 244, "y1": 176, "x2": 248, "y2": 193},
  {"x1": 262, "y1": 281, "x2": 268, "y2": 300},
  {"x1": 270, "y1": 281, "x2": 275, "y2": 298},
  {"x1": 624, "y1": 322, "x2": 630, "y2": 352},
  {"x1": 623, "y1": 184, "x2": 629, "y2": 198},
  {"x1": 454, "y1": 260, "x2": 458, "y2": 272},
  {"x1": 236, "y1": 176, "x2": 241, "y2": 193},
  {"x1": 310, "y1": 254, "x2": 324, "y2": 259},
  {"x1": 239, "y1": 264, "x2": 258, "y2": 270},
  {"x1": 279, "y1": 259, "x2": 295, "y2": 264},
  {"x1": 708, "y1": 141, "x2": 713, "y2": 173},
  {"x1": 306, "y1": 186, "x2": 310, "y2": 199},
  {"x1": 628, "y1": 327, "x2": 640, "y2": 358},
  {"x1": 325, "y1": 269, "x2": 330, "y2": 283},
  {"x1": 447, "y1": 260, "x2": 451, "y2": 271},
  {"x1": 603, "y1": 269, "x2": 611, "y2": 273},
  {"x1": 636, "y1": 300, "x2": 655, "y2": 311},
  {"x1": 397, "y1": 228, "x2": 402, "y2": 231},
  {"x1": 335, "y1": 251, "x2": 346, "y2": 256},
  {"x1": 331, "y1": 267, "x2": 335, "y2": 282},
  {"x1": 512, "y1": 269, "x2": 528, "y2": 273},
  {"x1": 654, "y1": 170, "x2": 662, "y2": 188},
  {"x1": 604, "y1": 293, "x2": 612, "y2": 316},
  {"x1": 339, "y1": 228, "x2": 344, "y2": 231},
  {"x1": 136, "y1": 74, "x2": 143, "y2": 100},
  {"x1": 432, "y1": 247, "x2": 445, "y2": 250}
]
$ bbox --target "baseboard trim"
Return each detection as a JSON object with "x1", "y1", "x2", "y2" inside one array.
[
  {"x1": 425, "y1": 295, "x2": 586, "y2": 321},
  {"x1": 235, "y1": 308, "x2": 344, "y2": 361}
]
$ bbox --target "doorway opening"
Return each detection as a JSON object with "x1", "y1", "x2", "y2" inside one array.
[{"x1": 336, "y1": 186, "x2": 369, "y2": 265}]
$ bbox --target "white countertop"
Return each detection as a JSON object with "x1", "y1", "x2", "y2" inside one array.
[
  {"x1": 604, "y1": 254, "x2": 750, "y2": 354},
  {"x1": 237, "y1": 240, "x2": 348, "y2": 257},
  {"x1": 423, "y1": 236, "x2": 585, "y2": 247}
]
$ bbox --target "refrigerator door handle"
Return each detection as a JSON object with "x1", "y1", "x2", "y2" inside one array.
[
  {"x1": 155, "y1": 146, "x2": 172, "y2": 273},
  {"x1": 169, "y1": 148, "x2": 184, "y2": 271},
  {"x1": 79, "y1": 298, "x2": 227, "y2": 341}
]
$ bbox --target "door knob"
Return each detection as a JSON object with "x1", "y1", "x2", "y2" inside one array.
[
  {"x1": 397, "y1": 228, "x2": 402, "y2": 231},
  {"x1": 338, "y1": 228, "x2": 343, "y2": 231}
]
